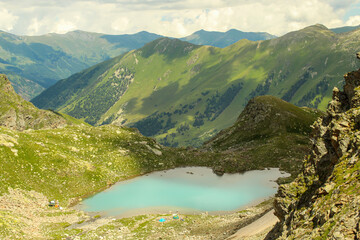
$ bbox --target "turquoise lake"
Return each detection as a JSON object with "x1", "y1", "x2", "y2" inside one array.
[{"x1": 77, "y1": 167, "x2": 289, "y2": 217}]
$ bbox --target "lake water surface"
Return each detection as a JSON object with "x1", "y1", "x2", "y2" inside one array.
[{"x1": 77, "y1": 167, "x2": 289, "y2": 217}]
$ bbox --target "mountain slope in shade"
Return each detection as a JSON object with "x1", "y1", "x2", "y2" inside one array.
[
  {"x1": 32, "y1": 24, "x2": 360, "y2": 147},
  {"x1": 180, "y1": 29, "x2": 276, "y2": 47}
]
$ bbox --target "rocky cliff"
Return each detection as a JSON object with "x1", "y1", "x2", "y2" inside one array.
[
  {"x1": 203, "y1": 95, "x2": 322, "y2": 178},
  {"x1": 266, "y1": 63, "x2": 360, "y2": 239},
  {"x1": 0, "y1": 74, "x2": 71, "y2": 130}
]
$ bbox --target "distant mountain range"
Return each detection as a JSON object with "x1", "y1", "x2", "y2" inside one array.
[
  {"x1": 32, "y1": 24, "x2": 360, "y2": 147},
  {"x1": 330, "y1": 24, "x2": 360, "y2": 34},
  {"x1": 0, "y1": 29, "x2": 276, "y2": 100},
  {"x1": 0, "y1": 30, "x2": 162, "y2": 99},
  {"x1": 180, "y1": 29, "x2": 276, "y2": 48}
]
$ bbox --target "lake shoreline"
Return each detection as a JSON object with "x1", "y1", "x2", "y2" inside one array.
[
  {"x1": 74, "y1": 167, "x2": 289, "y2": 219},
  {"x1": 70, "y1": 165, "x2": 204, "y2": 207},
  {"x1": 75, "y1": 195, "x2": 274, "y2": 219}
]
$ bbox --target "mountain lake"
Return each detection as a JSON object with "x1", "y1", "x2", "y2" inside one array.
[{"x1": 76, "y1": 167, "x2": 290, "y2": 217}]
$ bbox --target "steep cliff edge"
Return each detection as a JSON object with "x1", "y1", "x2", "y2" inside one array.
[{"x1": 266, "y1": 63, "x2": 360, "y2": 239}]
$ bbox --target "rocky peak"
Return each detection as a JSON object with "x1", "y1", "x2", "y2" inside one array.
[
  {"x1": 0, "y1": 74, "x2": 69, "y2": 131},
  {"x1": 202, "y1": 95, "x2": 322, "y2": 178},
  {"x1": 205, "y1": 95, "x2": 322, "y2": 149},
  {"x1": 267, "y1": 55, "x2": 360, "y2": 239}
]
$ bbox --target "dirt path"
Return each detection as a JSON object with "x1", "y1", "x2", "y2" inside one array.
[{"x1": 226, "y1": 209, "x2": 278, "y2": 239}]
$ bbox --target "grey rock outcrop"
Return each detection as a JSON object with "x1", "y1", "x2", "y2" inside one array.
[
  {"x1": 266, "y1": 57, "x2": 360, "y2": 239},
  {"x1": 0, "y1": 74, "x2": 68, "y2": 131}
]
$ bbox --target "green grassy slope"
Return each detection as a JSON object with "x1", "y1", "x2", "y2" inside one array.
[
  {"x1": 206, "y1": 95, "x2": 322, "y2": 147},
  {"x1": 32, "y1": 24, "x2": 360, "y2": 147},
  {"x1": 0, "y1": 73, "x2": 185, "y2": 205},
  {"x1": 0, "y1": 124, "x2": 182, "y2": 204}
]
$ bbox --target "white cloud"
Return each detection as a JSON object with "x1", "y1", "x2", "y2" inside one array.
[
  {"x1": 111, "y1": 17, "x2": 130, "y2": 32},
  {"x1": 346, "y1": 15, "x2": 360, "y2": 26},
  {"x1": 54, "y1": 20, "x2": 77, "y2": 34},
  {"x1": 0, "y1": 8, "x2": 18, "y2": 31},
  {"x1": 0, "y1": 0, "x2": 358, "y2": 37},
  {"x1": 27, "y1": 18, "x2": 42, "y2": 35}
]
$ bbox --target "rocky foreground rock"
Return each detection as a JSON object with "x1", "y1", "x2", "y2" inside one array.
[{"x1": 266, "y1": 64, "x2": 360, "y2": 239}]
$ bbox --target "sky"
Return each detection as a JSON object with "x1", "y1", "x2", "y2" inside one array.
[{"x1": 0, "y1": 0, "x2": 359, "y2": 37}]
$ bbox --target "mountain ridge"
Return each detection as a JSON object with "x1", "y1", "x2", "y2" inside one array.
[
  {"x1": 0, "y1": 28, "x2": 275, "y2": 99},
  {"x1": 32, "y1": 24, "x2": 360, "y2": 147},
  {"x1": 180, "y1": 28, "x2": 276, "y2": 47}
]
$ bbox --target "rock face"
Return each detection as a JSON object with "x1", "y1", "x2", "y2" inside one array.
[
  {"x1": 266, "y1": 65, "x2": 360, "y2": 239},
  {"x1": 0, "y1": 74, "x2": 68, "y2": 130}
]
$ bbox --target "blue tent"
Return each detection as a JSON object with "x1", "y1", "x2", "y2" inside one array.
[{"x1": 159, "y1": 218, "x2": 166, "y2": 222}]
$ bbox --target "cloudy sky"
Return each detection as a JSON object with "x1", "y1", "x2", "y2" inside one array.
[{"x1": 0, "y1": 0, "x2": 359, "y2": 37}]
